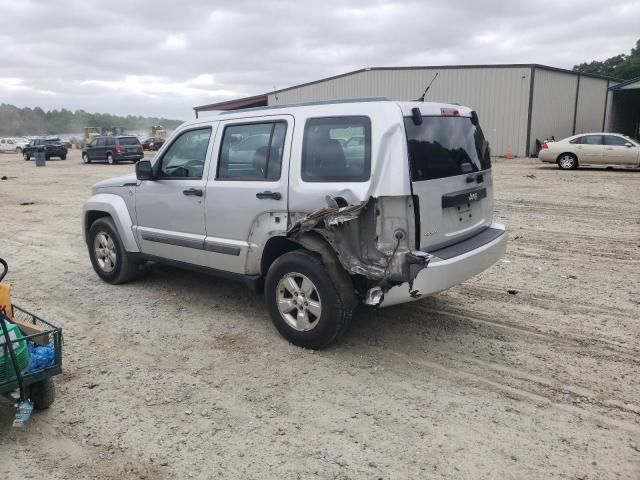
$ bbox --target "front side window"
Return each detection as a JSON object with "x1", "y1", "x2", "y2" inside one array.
[
  {"x1": 158, "y1": 127, "x2": 212, "y2": 179},
  {"x1": 405, "y1": 116, "x2": 491, "y2": 181},
  {"x1": 217, "y1": 122, "x2": 287, "y2": 180},
  {"x1": 96, "y1": 138, "x2": 106, "y2": 147},
  {"x1": 301, "y1": 116, "x2": 371, "y2": 182},
  {"x1": 604, "y1": 135, "x2": 628, "y2": 146}
]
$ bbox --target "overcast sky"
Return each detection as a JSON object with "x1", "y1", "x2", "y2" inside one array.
[{"x1": 0, "y1": 0, "x2": 638, "y2": 120}]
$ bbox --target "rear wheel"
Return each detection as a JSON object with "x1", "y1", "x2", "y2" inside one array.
[
  {"x1": 265, "y1": 250, "x2": 352, "y2": 349},
  {"x1": 557, "y1": 153, "x2": 578, "y2": 170},
  {"x1": 30, "y1": 379, "x2": 55, "y2": 410},
  {"x1": 107, "y1": 153, "x2": 115, "y2": 165},
  {"x1": 16, "y1": 147, "x2": 22, "y2": 155},
  {"x1": 88, "y1": 217, "x2": 138, "y2": 284},
  {"x1": 23, "y1": 152, "x2": 30, "y2": 161}
]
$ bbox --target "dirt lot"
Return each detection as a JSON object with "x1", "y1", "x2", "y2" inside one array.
[{"x1": 0, "y1": 150, "x2": 638, "y2": 479}]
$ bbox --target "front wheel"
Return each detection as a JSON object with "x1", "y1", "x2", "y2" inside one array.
[
  {"x1": 557, "y1": 153, "x2": 578, "y2": 170},
  {"x1": 16, "y1": 147, "x2": 22, "y2": 155},
  {"x1": 60, "y1": 154, "x2": 67, "y2": 160},
  {"x1": 88, "y1": 217, "x2": 138, "y2": 284},
  {"x1": 265, "y1": 250, "x2": 352, "y2": 349},
  {"x1": 82, "y1": 153, "x2": 91, "y2": 164}
]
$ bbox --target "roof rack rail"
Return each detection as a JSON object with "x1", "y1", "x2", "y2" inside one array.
[{"x1": 218, "y1": 97, "x2": 392, "y2": 115}]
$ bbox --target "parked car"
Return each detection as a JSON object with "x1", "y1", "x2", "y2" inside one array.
[
  {"x1": 82, "y1": 136, "x2": 144, "y2": 164},
  {"x1": 23, "y1": 138, "x2": 68, "y2": 160},
  {"x1": 141, "y1": 137, "x2": 165, "y2": 151},
  {"x1": 83, "y1": 99, "x2": 506, "y2": 349},
  {"x1": 539, "y1": 133, "x2": 640, "y2": 169},
  {"x1": 0, "y1": 137, "x2": 29, "y2": 154}
]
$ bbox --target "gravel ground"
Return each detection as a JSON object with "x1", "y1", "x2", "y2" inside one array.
[{"x1": 0, "y1": 151, "x2": 638, "y2": 479}]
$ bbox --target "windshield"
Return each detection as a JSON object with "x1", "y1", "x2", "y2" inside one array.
[{"x1": 405, "y1": 116, "x2": 491, "y2": 181}]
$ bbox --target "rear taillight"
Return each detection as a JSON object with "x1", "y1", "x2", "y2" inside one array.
[
  {"x1": 115, "y1": 145, "x2": 122, "y2": 153},
  {"x1": 541, "y1": 143, "x2": 548, "y2": 150}
]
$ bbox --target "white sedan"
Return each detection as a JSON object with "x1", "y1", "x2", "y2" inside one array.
[{"x1": 539, "y1": 133, "x2": 640, "y2": 169}]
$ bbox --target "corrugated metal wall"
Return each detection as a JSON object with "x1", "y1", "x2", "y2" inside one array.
[
  {"x1": 264, "y1": 66, "x2": 612, "y2": 157},
  {"x1": 529, "y1": 69, "x2": 578, "y2": 151},
  {"x1": 575, "y1": 76, "x2": 608, "y2": 133},
  {"x1": 268, "y1": 67, "x2": 532, "y2": 157}
]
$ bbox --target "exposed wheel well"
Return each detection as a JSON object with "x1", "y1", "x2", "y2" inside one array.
[
  {"x1": 85, "y1": 211, "x2": 111, "y2": 242},
  {"x1": 261, "y1": 237, "x2": 300, "y2": 277}
]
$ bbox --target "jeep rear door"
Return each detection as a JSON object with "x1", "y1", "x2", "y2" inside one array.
[
  {"x1": 203, "y1": 115, "x2": 293, "y2": 274},
  {"x1": 405, "y1": 112, "x2": 494, "y2": 252}
]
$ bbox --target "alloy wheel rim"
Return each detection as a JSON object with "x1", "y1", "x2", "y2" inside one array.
[
  {"x1": 93, "y1": 232, "x2": 116, "y2": 273},
  {"x1": 559, "y1": 156, "x2": 574, "y2": 168},
  {"x1": 276, "y1": 272, "x2": 322, "y2": 331}
]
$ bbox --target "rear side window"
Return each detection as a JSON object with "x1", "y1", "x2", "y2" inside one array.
[
  {"x1": 118, "y1": 137, "x2": 139, "y2": 146},
  {"x1": 302, "y1": 116, "x2": 371, "y2": 182},
  {"x1": 405, "y1": 116, "x2": 491, "y2": 182},
  {"x1": 217, "y1": 122, "x2": 286, "y2": 181},
  {"x1": 573, "y1": 135, "x2": 603, "y2": 145}
]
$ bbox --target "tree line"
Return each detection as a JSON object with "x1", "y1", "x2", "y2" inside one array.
[
  {"x1": 573, "y1": 38, "x2": 640, "y2": 80},
  {"x1": 0, "y1": 103, "x2": 183, "y2": 137}
]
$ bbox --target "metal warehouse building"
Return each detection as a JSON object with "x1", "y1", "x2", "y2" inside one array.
[{"x1": 195, "y1": 64, "x2": 619, "y2": 157}]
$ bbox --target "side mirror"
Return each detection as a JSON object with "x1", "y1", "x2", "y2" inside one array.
[
  {"x1": 135, "y1": 160, "x2": 154, "y2": 181},
  {"x1": 625, "y1": 142, "x2": 633, "y2": 148}
]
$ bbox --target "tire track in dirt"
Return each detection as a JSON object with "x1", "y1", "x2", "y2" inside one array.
[{"x1": 371, "y1": 348, "x2": 640, "y2": 435}]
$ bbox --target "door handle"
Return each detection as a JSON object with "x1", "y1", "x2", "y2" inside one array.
[
  {"x1": 256, "y1": 191, "x2": 282, "y2": 200},
  {"x1": 183, "y1": 188, "x2": 203, "y2": 197}
]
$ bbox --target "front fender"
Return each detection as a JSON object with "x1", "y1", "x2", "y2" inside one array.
[{"x1": 83, "y1": 193, "x2": 140, "y2": 252}]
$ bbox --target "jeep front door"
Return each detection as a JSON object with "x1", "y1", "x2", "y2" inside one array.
[
  {"x1": 203, "y1": 116, "x2": 292, "y2": 274},
  {"x1": 134, "y1": 125, "x2": 215, "y2": 264}
]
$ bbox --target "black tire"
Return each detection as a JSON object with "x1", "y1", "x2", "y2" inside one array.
[
  {"x1": 107, "y1": 153, "x2": 115, "y2": 165},
  {"x1": 88, "y1": 217, "x2": 138, "y2": 284},
  {"x1": 265, "y1": 250, "x2": 352, "y2": 349},
  {"x1": 60, "y1": 154, "x2": 67, "y2": 160},
  {"x1": 82, "y1": 153, "x2": 91, "y2": 164},
  {"x1": 23, "y1": 152, "x2": 30, "y2": 161},
  {"x1": 557, "y1": 153, "x2": 578, "y2": 170},
  {"x1": 30, "y1": 379, "x2": 55, "y2": 410}
]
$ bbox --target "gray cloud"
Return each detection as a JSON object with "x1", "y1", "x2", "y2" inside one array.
[{"x1": 0, "y1": 0, "x2": 637, "y2": 120}]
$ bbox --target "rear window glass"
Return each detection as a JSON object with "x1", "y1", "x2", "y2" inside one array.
[
  {"x1": 118, "y1": 137, "x2": 139, "y2": 146},
  {"x1": 405, "y1": 116, "x2": 491, "y2": 181},
  {"x1": 301, "y1": 116, "x2": 371, "y2": 182},
  {"x1": 45, "y1": 138, "x2": 60, "y2": 144}
]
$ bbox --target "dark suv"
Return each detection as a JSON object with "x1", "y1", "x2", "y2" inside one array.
[
  {"x1": 82, "y1": 136, "x2": 144, "y2": 164},
  {"x1": 23, "y1": 138, "x2": 68, "y2": 161}
]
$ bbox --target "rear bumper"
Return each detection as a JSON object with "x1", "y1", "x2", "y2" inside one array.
[
  {"x1": 115, "y1": 153, "x2": 143, "y2": 161},
  {"x1": 379, "y1": 222, "x2": 507, "y2": 307},
  {"x1": 538, "y1": 150, "x2": 555, "y2": 163}
]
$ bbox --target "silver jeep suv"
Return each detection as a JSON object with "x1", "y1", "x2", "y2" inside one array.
[{"x1": 83, "y1": 99, "x2": 506, "y2": 349}]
